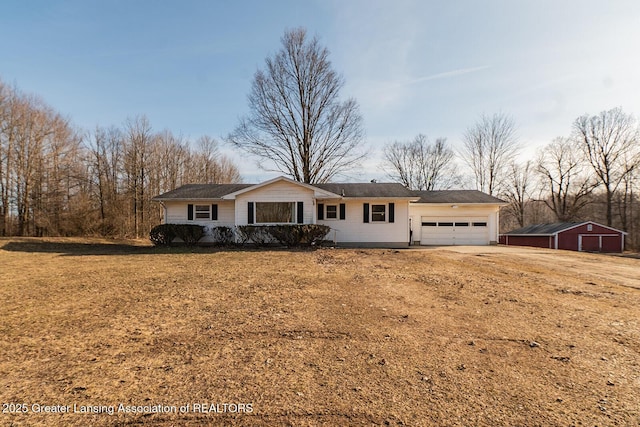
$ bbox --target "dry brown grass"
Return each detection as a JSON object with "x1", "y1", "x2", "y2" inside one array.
[{"x1": 0, "y1": 237, "x2": 639, "y2": 426}]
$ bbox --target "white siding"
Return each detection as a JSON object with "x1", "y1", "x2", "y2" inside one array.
[
  {"x1": 163, "y1": 200, "x2": 235, "y2": 242},
  {"x1": 317, "y1": 199, "x2": 410, "y2": 246},
  {"x1": 409, "y1": 204, "x2": 500, "y2": 245},
  {"x1": 158, "y1": 182, "x2": 502, "y2": 246},
  {"x1": 234, "y1": 180, "x2": 315, "y2": 225}
]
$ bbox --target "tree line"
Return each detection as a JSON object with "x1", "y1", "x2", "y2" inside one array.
[{"x1": 0, "y1": 79, "x2": 240, "y2": 238}]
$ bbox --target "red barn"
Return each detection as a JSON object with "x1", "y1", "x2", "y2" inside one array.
[{"x1": 499, "y1": 221, "x2": 626, "y2": 253}]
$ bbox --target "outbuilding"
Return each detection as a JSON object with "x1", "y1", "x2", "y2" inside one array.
[{"x1": 499, "y1": 221, "x2": 626, "y2": 253}]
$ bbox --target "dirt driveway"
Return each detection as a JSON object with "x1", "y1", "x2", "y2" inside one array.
[{"x1": 413, "y1": 245, "x2": 640, "y2": 290}]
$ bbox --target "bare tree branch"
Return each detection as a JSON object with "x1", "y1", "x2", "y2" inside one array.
[
  {"x1": 573, "y1": 107, "x2": 639, "y2": 226},
  {"x1": 537, "y1": 137, "x2": 598, "y2": 222},
  {"x1": 227, "y1": 28, "x2": 365, "y2": 183},
  {"x1": 461, "y1": 113, "x2": 519, "y2": 196},
  {"x1": 382, "y1": 134, "x2": 459, "y2": 190},
  {"x1": 501, "y1": 160, "x2": 535, "y2": 227}
]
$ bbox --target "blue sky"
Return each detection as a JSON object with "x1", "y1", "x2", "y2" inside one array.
[{"x1": 1, "y1": 0, "x2": 639, "y2": 182}]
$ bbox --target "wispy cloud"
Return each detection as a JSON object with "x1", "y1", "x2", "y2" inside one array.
[
  {"x1": 349, "y1": 65, "x2": 491, "y2": 114},
  {"x1": 406, "y1": 65, "x2": 490, "y2": 86}
]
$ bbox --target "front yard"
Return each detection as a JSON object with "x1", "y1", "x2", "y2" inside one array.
[{"x1": 0, "y1": 238, "x2": 638, "y2": 426}]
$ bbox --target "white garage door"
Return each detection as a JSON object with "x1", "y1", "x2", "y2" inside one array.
[{"x1": 420, "y1": 217, "x2": 489, "y2": 245}]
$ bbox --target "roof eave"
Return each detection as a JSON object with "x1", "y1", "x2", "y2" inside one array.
[
  {"x1": 412, "y1": 202, "x2": 508, "y2": 206},
  {"x1": 221, "y1": 176, "x2": 342, "y2": 200},
  {"x1": 500, "y1": 233, "x2": 555, "y2": 237},
  {"x1": 152, "y1": 197, "x2": 227, "y2": 202},
  {"x1": 337, "y1": 196, "x2": 419, "y2": 200},
  {"x1": 557, "y1": 221, "x2": 628, "y2": 235}
]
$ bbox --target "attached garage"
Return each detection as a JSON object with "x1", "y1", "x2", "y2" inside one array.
[
  {"x1": 500, "y1": 221, "x2": 626, "y2": 253},
  {"x1": 419, "y1": 217, "x2": 489, "y2": 245},
  {"x1": 410, "y1": 190, "x2": 506, "y2": 246}
]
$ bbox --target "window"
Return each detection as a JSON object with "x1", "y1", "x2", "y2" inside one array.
[
  {"x1": 587, "y1": 224, "x2": 593, "y2": 231},
  {"x1": 455, "y1": 222, "x2": 469, "y2": 227},
  {"x1": 255, "y1": 202, "x2": 295, "y2": 223},
  {"x1": 195, "y1": 205, "x2": 210, "y2": 220},
  {"x1": 371, "y1": 204, "x2": 386, "y2": 222},
  {"x1": 473, "y1": 222, "x2": 487, "y2": 227},
  {"x1": 438, "y1": 222, "x2": 454, "y2": 227},
  {"x1": 326, "y1": 205, "x2": 337, "y2": 219},
  {"x1": 422, "y1": 222, "x2": 437, "y2": 227}
]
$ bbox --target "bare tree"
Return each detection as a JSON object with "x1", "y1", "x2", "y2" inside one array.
[
  {"x1": 573, "y1": 107, "x2": 639, "y2": 226},
  {"x1": 501, "y1": 160, "x2": 535, "y2": 227},
  {"x1": 190, "y1": 136, "x2": 241, "y2": 184},
  {"x1": 32, "y1": 114, "x2": 82, "y2": 236},
  {"x1": 124, "y1": 116, "x2": 153, "y2": 238},
  {"x1": 0, "y1": 80, "x2": 11, "y2": 235},
  {"x1": 461, "y1": 113, "x2": 519, "y2": 196},
  {"x1": 616, "y1": 166, "x2": 635, "y2": 233},
  {"x1": 211, "y1": 154, "x2": 242, "y2": 184},
  {"x1": 87, "y1": 126, "x2": 125, "y2": 234},
  {"x1": 383, "y1": 134, "x2": 459, "y2": 190},
  {"x1": 537, "y1": 138, "x2": 597, "y2": 222},
  {"x1": 152, "y1": 130, "x2": 189, "y2": 192},
  {"x1": 228, "y1": 28, "x2": 365, "y2": 183}
]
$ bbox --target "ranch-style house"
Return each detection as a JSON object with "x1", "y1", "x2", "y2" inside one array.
[{"x1": 152, "y1": 176, "x2": 507, "y2": 247}]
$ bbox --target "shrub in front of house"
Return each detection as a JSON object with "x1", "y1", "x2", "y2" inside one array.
[
  {"x1": 210, "y1": 226, "x2": 235, "y2": 246},
  {"x1": 174, "y1": 224, "x2": 205, "y2": 245},
  {"x1": 301, "y1": 224, "x2": 332, "y2": 245},
  {"x1": 149, "y1": 224, "x2": 204, "y2": 246},
  {"x1": 266, "y1": 224, "x2": 331, "y2": 247},
  {"x1": 149, "y1": 224, "x2": 177, "y2": 246},
  {"x1": 152, "y1": 224, "x2": 329, "y2": 248},
  {"x1": 236, "y1": 225, "x2": 273, "y2": 247}
]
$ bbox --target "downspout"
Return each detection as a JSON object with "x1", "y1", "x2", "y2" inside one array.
[
  {"x1": 409, "y1": 217, "x2": 413, "y2": 245},
  {"x1": 159, "y1": 202, "x2": 167, "y2": 225}
]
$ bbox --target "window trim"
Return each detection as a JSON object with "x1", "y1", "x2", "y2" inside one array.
[
  {"x1": 254, "y1": 201, "x2": 297, "y2": 224},
  {"x1": 363, "y1": 202, "x2": 394, "y2": 223},
  {"x1": 194, "y1": 204, "x2": 211, "y2": 220},
  {"x1": 325, "y1": 204, "x2": 338, "y2": 220},
  {"x1": 371, "y1": 204, "x2": 386, "y2": 222}
]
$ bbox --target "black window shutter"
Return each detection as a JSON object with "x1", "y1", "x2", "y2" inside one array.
[
  {"x1": 247, "y1": 202, "x2": 254, "y2": 224},
  {"x1": 297, "y1": 201, "x2": 304, "y2": 224},
  {"x1": 363, "y1": 203, "x2": 369, "y2": 223},
  {"x1": 389, "y1": 203, "x2": 395, "y2": 223},
  {"x1": 317, "y1": 203, "x2": 324, "y2": 220},
  {"x1": 339, "y1": 203, "x2": 346, "y2": 220},
  {"x1": 187, "y1": 204, "x2": 194, "y2": 221},
  {"x1": 211, "y1": 204, "x2": 218, "y2": 221}
]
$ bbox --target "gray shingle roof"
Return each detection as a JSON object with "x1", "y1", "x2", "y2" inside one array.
[
  {"x1": 412, "y1": 190, "x2": 506, "y2": 204},
  {"x1": 314, "y1": 183, "x2": 415, "y2": 198},
  {"x1": 503, "y1": 222, "x2": 582, "y2": 235},
  {"x1": 154, "y1": 182, "x2": 416, "y2": 200},
  {"x1": 153, "y1": 182, "x2": 506, "y2": 203},
  {"x1": 153, "y1": 184, "x2": 253, "y2": 200}
]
